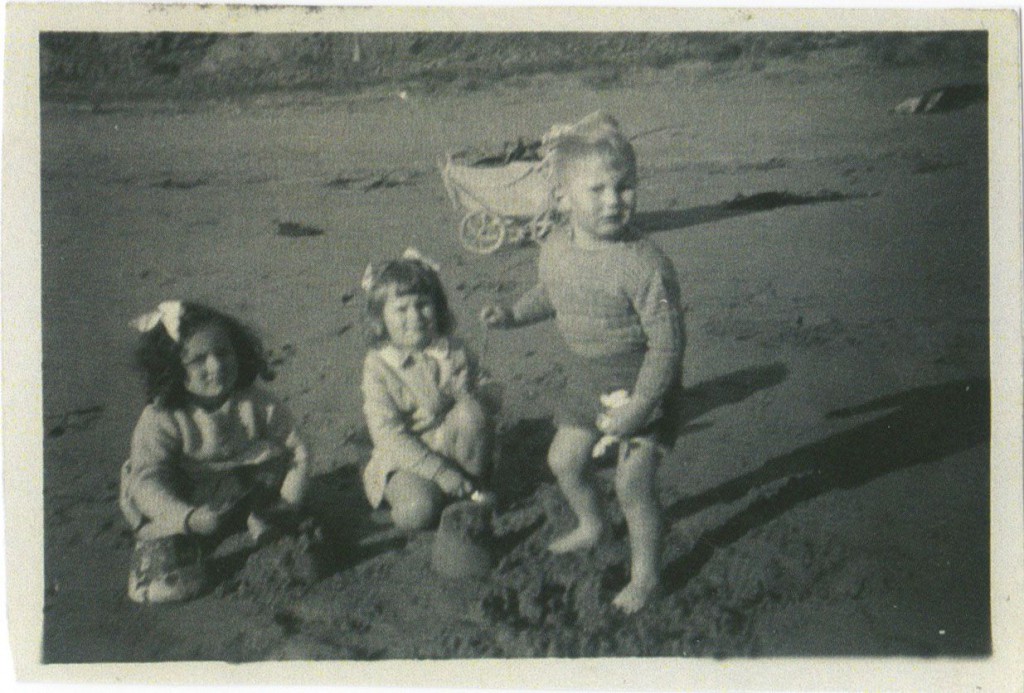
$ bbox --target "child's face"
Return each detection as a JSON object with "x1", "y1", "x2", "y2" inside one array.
[
  {"x1": 562, "y1": 153, "x2": 637, "y2": 243},
  {"x1": 382, "y1": 288, "x2": 438, "y2": 351},
  {"x1": 181, "y1": 323, "x2": 239, "y2": 402}
]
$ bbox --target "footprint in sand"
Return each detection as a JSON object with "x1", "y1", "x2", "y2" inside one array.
[
  {"x1": 46, "y1": 404, "x2": 104, "y2": 438},
  {"x1": 275, "y1": 220, "x2": 325, "y2": 238}
]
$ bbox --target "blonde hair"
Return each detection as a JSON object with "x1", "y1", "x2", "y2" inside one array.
[{"x1": 545, "y1": 112, "x2": 637, "y2": 190}]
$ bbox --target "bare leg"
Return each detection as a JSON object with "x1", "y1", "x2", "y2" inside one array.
[
  {"x1": 546, "y1": 426, "x2": 604, "y2": 554},
  {"x1": 612, "y1": 438, "x2": 662, "y2": 613},
  {"x1": 384, "y1": 471, "x2": 446, "y2": 531},
  {"x1": 278, "y1": 457, "x2": 310, "y2": 507}
]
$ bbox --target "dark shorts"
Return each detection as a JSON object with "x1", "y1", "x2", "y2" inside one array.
[{"x1": 555, "y1": 351, "x2": 683, "y2": 447}]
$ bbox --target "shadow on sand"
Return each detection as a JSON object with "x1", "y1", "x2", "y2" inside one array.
[
  {"x1": 491, "y1": 363, "x2": 789, "y2": 506},
  {"x1": 661, "y1": 378, "x2": 990, "y2": 600},
  {"x1": 675, "y1": 363, "x2": 789, "y2": 436},
  {"x1": 298, "y1": 464, "x2": 408, "y2": 575},
  {"x1": 635, "y1": 191, "x2": 867, "y2": 236},
  {"x1": 201, "y1": 463, "x2": 404, "y2": 591}
]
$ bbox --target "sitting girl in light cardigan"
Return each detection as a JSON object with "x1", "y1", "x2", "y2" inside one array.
[{"x1": 360, "y1": 249, "x2": 493, "y2": 531}]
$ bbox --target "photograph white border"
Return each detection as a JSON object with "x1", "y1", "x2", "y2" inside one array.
[{"x1": 3, "y1": 4, "x2": 1021, "y2": 690}]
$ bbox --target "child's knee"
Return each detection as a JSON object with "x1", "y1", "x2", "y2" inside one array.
[
  {"x1": 547, "y1": 427, "x2": 597, "y2": 479},
  {"x1": 278, "y1": 465, "x2": 309, "y2": 507},
  {"x1": 450, "y1": 395, "x2": 488, "y2": 435},
  {"x1": 547, "y1": 450, "x2": 577, "y2": 480},
  {"x1": 391, "y1": 494, "x2": 442, "y2": 530},
  {"x1": 386, "y1": 474, "x2": 445, "y2": 530}
]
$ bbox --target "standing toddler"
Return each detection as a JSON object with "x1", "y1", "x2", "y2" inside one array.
[{"x1": 482, "y1": 113, "x2": 685, "y2": 612}]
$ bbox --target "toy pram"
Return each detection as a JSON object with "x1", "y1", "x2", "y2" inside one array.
[{"x1": 440, "y1": 150, "x2": 557, "y2": 254}]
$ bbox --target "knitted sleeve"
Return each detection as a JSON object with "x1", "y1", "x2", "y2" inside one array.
[
  {"x1": 123, "y1": 406, "x2": 193, "y2": 534},
  {"x1": 361, "y1": 353, "x2": 451, "y2": 480},
  {"x1": 259, "y1": 389, "x2": 311, "y2": 506},
  {"x1": 630, "y1": 251, "x2": 685, "y2": 404},
  {"x1": 511, "y1": 282, "x2": 555, "y2": 325}
]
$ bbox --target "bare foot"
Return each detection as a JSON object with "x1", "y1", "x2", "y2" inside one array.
[
  {"x1": 548, "y1": 524, "x2": 602, "y2": 554},
  {"x1": 612, "y1": 579, "x2": 659, "y2": 614}
]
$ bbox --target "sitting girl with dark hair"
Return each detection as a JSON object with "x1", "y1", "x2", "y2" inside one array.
[{"x1": 119, "y1": 300, "x2": 310, "y2": 604}]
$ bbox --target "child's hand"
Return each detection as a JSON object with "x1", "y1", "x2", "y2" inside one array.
[
  {"x1": 480, "y1": 304, "x2": 515, "y2": 329},
  {"x1": 597, "y1": 398, "x2": 654, "y2": 438},
  {"x1": 434, "y1": 466, "x2": 473, "y2": 498},
  {"x1": 470, "y1": 489, "x2": 497, "y2": 505},
  {"x1": 185, "y1": 504, "x2": 224, "y2": 536},
  {"x1": 592, "y1": 434, "x2": 618, "y2": 458}
]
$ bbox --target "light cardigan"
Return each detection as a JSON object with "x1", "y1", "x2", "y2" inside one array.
[
  {"x1": 119, "y1": 386, "x2": 310, "y2": 539},
  {"x1": 511, "y1": 227, "x2": 685, "y2": 405},
  {"x1": 360, "y1": 336, "x2": 475, "y2": 507}
]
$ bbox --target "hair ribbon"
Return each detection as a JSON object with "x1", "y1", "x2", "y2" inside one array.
[
  {"x1": 360, "y1": 263, "x2": 376, "y2": 292},
  {"x1": 360, "y1": 249, "x2": 441, "y2": 294},
  {"x1": 133, "y1": 300, "x2": 184, "y2": 342}
]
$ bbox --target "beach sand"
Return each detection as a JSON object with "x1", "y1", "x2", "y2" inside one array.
[{"x1": 39, "y1": 52, "x2": 990, "y2": 661}]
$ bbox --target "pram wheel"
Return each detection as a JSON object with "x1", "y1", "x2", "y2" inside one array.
[{"x1": 459, "y1": 211, "x2": 507, "y2": 254}]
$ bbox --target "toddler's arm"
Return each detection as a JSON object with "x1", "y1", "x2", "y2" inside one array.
[
  {"x1": 481, "y1": 282, "x2": 554, "y2": 329},
  {"x1": 122, "y1": 408, "x2": 199, "y2": 535},
  {"x1": 605, "y1": 258, "x2": 685, "y2": 437},
  {"x1": 260, "y1": 392, "x2": 311, "y2": 507}
]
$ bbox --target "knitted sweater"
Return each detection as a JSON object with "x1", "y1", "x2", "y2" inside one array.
[
  {"x1": 119, "y1": 386, "x2": 310, "y2": 539},
  {"x1": 511, "y1": 227, "x2": 684, "y2": 403}
]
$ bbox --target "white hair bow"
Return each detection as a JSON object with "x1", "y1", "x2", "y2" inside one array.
[
  {"x1": 361, "y1": 248, "x2": 441, "y2": 293},
  {"x1": 402, "y1": 247, "x2": 440, "y2": 272},
  {"x1": 133, "y1": 300, "x2": 184, "y2": 342},
  {"x1": 360, "y1": 263, "x2": 376, "y2": 292}
]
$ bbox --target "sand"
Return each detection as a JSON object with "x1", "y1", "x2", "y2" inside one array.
[{"x1": 40, "y1": 55, "x2": 990, "y2": 661}]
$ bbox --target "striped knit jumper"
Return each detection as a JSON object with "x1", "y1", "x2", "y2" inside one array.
[{"x1": 511, "y1": 227, "x2": 685, "y2": 406}]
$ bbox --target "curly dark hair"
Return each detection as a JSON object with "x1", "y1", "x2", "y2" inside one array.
[
  {"x1": 133, "y1": 301, "x2": 273, "y2": 409},
  {"x1": 364, "y1": 257, "x2": 455, "y2": 347}
]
